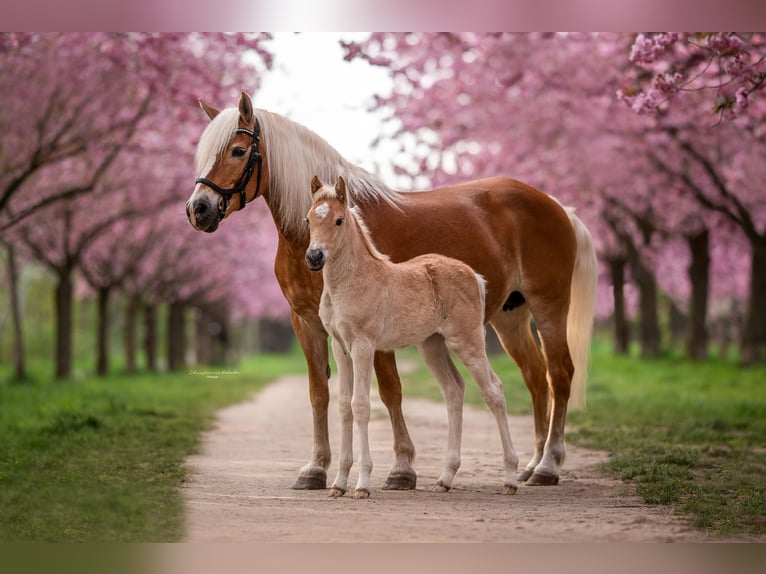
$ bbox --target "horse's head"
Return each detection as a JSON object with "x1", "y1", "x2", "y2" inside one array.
[
  {"x1": 186, "y1": 92, "x2": 264, "y2": 233},
  {"x1": 305, "y1": 176, "x2": 348, "y2": 272}
]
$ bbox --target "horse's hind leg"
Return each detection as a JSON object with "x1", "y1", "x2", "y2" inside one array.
[
  {"x1": 374, "y1": 351, "x2": 417, "y2": 490},
  {"x1": 446, "y1": 329, "x2": 520, "y2": 494},
  {"x1": 490, "y1": 307, "x2": 550, "y2": 482},
  {"x1": 417, "y1": 335, "x2": 465, "y2": 492},
  {"x1": 524, "y1": 298, "x2": 575, "y2": 485}
]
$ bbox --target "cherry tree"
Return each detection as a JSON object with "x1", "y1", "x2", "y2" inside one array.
[
  {"x1": 619, "y1": 32, "x2": 766, "y2": 363},
  {"x1": 0, "y1": 32, "x2": 273, "y2": 377}
]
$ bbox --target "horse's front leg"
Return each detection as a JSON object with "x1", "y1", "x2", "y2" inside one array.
[
  {"x1": 351, "y1": 341, "x2": 376, "y2": 499},
  {"x1": 374, "y1": 351, "x2": 418, "y2": 490},
  {"x1": 291, "y1": 311, "x2": 332, "y2": 490},
  {"x1": 329, "y1": 338, "x2": 354, "y2": 497}
]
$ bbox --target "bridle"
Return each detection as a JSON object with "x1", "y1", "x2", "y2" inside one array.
[{"x1": 194, "y1": 118, "x2": 263, "y2": 220}]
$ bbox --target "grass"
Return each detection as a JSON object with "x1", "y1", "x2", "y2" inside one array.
[
  {"x1": 0, "y1": 351, "x2": 305, "y2": 542},
  {"x1": 399, "y1": 338, "x2": 766, "y2": 537}
]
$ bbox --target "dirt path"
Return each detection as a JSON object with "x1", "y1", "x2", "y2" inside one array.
[{"x1": 182, "y1": 373, "x2": 710, "y2": 542}]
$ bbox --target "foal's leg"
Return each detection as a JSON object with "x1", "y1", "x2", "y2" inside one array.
[
  {"x1": 374, "y1": 351, "x2": 418, "y2": 490},
  {"x1": 417, "y1": 335, "x2": 465, "y2": 492},
  {"x1": 350, "y1": 341, "x2": 376, "y2": 499},
  {"x1": 329, "y1": 338, "x2": 354, "y2": 498},
  {"x1": 290, "y1": 311, "x2": 331, "y2": 490},
  {"x1": 447, "y1": 329, "x2": 520, "y2": 494},
  {"x1": 489, "y1": 307, "x2": 550, "y2": 482}
]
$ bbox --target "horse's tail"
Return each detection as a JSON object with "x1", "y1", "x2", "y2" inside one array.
[{"x1": 564, "y1": 208, "x2": 598, "y2": 411}]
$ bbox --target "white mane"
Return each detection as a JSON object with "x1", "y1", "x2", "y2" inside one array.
[{"x1": 195, "y1": 108, "x2": 403, "y2": 237}]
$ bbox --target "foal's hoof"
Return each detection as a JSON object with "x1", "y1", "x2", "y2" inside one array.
[
  {"x1": 382, "y1": 471, "x2": 417, "y2": 490},
  {"x1": 526, "y1": 471, "x2": 559, "y2": 486},
  {"x1": 433, "y1": 481, "x2": 450, "y2": 493},
  {"x1": 328, "y1": 487, "x2": 346, "y2": 498},
  {"x1": 502, "y1": 484, "x2": 519, "y2": 495},
  {"x1": 292, "y1": 471, "x2": 327, "y2": 490},
  {"x1": 352, "y1": 488, "x2": 371, "y2": 499}
]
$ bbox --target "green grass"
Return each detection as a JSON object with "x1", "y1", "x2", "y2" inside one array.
[
  {"x1": 399, "y1": 338, "x2": 766, "y2": 537},
  {"x1": 0, "y1": 351, "x2": 305, "y2": 542}
]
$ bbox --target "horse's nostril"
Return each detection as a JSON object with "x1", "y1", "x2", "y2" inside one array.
[{"x1": 194, "y1": 201, "x2": 208, "y2": 217}]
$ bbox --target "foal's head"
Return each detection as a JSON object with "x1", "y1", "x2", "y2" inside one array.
[{"x1": 305, "y1": 176, "x2": 349, "y2": 272}]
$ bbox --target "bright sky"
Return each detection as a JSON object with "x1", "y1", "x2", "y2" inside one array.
[{"x1": 255, "y1": 32, "x2": 399, "y2": 179}]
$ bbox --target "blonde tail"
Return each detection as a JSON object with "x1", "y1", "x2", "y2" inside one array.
[{"x1": 565, "y1": 209, "x2": 598, "y2": 410}]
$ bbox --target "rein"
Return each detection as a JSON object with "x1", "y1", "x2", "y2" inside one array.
[{"x1": 195, "y1": 118, "x2": 263, "y2": 220}]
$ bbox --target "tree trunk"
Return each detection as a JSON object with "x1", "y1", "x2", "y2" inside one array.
[
  {"x1": 5, "y1": 243, "x2": 26, "y2": 380},
  {"x1": 95, "y1": 286, "x2": 110, "y2": 376},
  {"x1": 634, "y1": 261, "x2": 661, "y2": 358},
  {"x1": 195, "y1": 308, "x2": 212, "y2": 366},
  {"x1": 124, "y1": 294, "x2": 139, "y2": 374},
  {"x1": 55, "y1": 269, "x2": 73, "y2": 379},
  {"x1": 144, "y1": 303, "x2": 157, "y2": 372},
  {"x1": 686, "y1": 229, "x2": 710, "y2": 361},
  {"x1": 742, "y1": 239, "x2": 766, "y2": 365},
  {"x1": 607, "y1": 257, "x2": 630, "y2": 355},
  {"x1": 167, "y1": 301, "x2": 186, "y2": 371}
]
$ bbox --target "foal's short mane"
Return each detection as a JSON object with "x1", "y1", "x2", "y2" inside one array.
[{"x1": 196, "y1": 108, "x2": 403, "y2": 237}]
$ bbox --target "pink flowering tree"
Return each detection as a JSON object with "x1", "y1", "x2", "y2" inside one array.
[
  {"x1": 0, "y1": 32, "x2": 273, "y2": 378},
  {"x1": 619, "y1": 32, "x2": 766, "y2": 363}
]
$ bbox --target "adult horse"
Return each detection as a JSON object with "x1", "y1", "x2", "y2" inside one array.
[{"x1": 186, "y1": 92, "x2": 598, "y2": 489}]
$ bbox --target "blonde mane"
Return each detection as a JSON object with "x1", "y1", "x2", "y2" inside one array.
[{"x1": 195, "y1": 108, "x2": 403, "y2": 237}]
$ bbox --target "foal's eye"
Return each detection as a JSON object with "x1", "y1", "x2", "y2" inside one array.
[
  {"x1": 335, "y1": 217, "x2": 344, "y2": 226},
  {"x1": 232, "y1": 147, "x2": 247, "y2": 158}
]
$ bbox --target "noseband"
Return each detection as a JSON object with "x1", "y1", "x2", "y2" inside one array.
[{"x1": 194, "y1": 118, "x2": 263, "y2": 220}]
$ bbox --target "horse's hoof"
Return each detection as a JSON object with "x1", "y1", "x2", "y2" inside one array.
[
  {"x1": 526, "y1": 471, "x2": 559, "y2": 486},
  {"x1": 502, "y1": 484, "x2": 519, "y2": 495},
  {"x1": 433, "y1": 482, "x2": 450, "y2": 493},
  {"x1": 352, "y1": 488, "x2": 371, "y2": 499},
  {"x1": 328, "y1": 487, "x2": 346, "y2": 498},
  {"x1": 292, "y1": 472, "x2": 327, "y2": 490},
  {"x1": 382, "y1": 471, "x2": 417, "y2": 490},
  {"x1": 518, "y1": 468, "x2": 534, "y2": 482}
]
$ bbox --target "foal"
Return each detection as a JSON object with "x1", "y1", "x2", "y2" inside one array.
[{"x1": 305, "y1": 176, "x2": 519, "y2": 498}]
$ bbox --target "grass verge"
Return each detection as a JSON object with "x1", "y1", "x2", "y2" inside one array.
[
  {"x1": 0, "y1": 352, "x2": 305, "y2": 541},
  {"x1": 399, "y1": 339, "x2": 766, "y2": 537}
]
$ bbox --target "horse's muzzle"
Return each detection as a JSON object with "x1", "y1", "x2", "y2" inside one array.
[{"x1": 305, "y1": 248, "x2": 325, "y2": 272}]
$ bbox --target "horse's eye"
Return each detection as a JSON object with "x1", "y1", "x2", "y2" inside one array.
[
  {"x1": 232, "y1": 147, "x2": 247, "y2": 158},
  {"x1": 304, "y1": 217, "x2": 310, "y2": 226},
  {"x1": 335, "y1": 217, "x2": 344, "y2": 226}
]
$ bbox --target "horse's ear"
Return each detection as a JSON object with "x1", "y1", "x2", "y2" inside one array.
[
  {"x1": 335, "y1": 176, "x2": 347, "y2": 205},
  {"x1": 310, "y1": 175, "x2": 322, "y2": 196},
  {"x1": 239, "y1": 92, "x2": 254, "y2": 124},
  {"x1": 199, "y1": 100, "x2": 220, "y2": 121}
]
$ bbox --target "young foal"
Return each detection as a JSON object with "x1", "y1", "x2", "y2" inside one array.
[{"x1": 306, "y1": 176, "x2": 519, "y2": 498}]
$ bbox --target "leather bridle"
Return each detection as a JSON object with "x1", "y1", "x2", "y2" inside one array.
[{"x1": 194, "y1": 118, "x2": 263, "y2": 220}]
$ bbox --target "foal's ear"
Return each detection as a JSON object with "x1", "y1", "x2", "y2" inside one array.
[
  {"x1": 238, "y1": 92, "x2": 254, "y2": 125},
  {"x1": 310, "y1": 175, "x2": 323, "y2": 196},
  {"x1": 335, "y1": 176, "x2": 347, "y2": 205},
  {"x1": 198, "y1": 100, "x2": 220, "y2": 121}
]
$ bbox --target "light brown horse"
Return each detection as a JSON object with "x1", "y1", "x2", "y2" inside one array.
[
  {"x1": 186, "y1": 92, "x2": 598, "y2": 489},
  {"x1": 307, "y1": 175, "x2": 519, "y2": 498}
]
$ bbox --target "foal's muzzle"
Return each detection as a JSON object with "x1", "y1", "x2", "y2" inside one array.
[{"x1": 305, "y1": 248, "x2": 325, "y2": 271}]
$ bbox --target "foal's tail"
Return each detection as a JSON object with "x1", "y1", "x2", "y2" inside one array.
[{"x1": 565, "y1": 209, "x2": 598, "y2": 411}]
